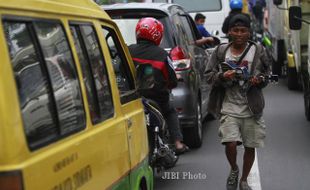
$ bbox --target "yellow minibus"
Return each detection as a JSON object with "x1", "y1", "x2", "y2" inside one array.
[{"x1": 0, "y1": 0, "x2": 153, "y2": 189}]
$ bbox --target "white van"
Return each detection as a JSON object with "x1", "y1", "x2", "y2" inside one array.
[{"x1": 149, "y1": 0, "x2": 231, "y2": 39}]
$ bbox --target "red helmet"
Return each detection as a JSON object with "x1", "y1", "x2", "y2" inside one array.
[{"x1": 135, "y1": 17, "x2": 164, "y2": 46}]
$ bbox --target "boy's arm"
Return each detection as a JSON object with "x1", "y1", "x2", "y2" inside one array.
[
  {"x1": 254, "y1": 45, "x2": 272, "y2": 88},
  {"x1": 204, "y1": 46, "x2": 226, "y2": 87}
]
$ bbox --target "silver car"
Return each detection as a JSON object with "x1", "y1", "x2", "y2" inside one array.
[{"x1": 104, "y1": 3, "x2": 213, "y2": 148}]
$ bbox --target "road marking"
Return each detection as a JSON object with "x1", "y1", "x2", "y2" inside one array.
[{"x1": 247, "y1": 150, "x2": 262, "y2": 190}]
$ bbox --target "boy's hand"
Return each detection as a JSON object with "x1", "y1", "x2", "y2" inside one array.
[
  {"x1": 223, "y1": 70, "x2": 236, "y2": 80},
  {"x1": 250, "y1": 76, "x2": 264, "y2": 86}
]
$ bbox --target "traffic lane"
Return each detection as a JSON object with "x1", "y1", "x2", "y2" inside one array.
[
  {"x1": 155, "y1": 79, "x2": 310, "y2": 190},
  {"x1": 154, "y1": 120, "x2": 257, "y2": 189},
  {"x1": 154, "y1": 119, "x2": 228, "y2": 190},
  {"x1": 259, "y1": 80, "x2": 310, "y2": 190}
]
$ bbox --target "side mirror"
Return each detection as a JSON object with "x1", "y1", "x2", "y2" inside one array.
[
  {"x1": 212, "y1": 36, "x2": 221, "y2": 46},
  {"x1": 273, "y1": 0, "x2": 282, "y2": 6},
  {"x1": 289, "y1": 6, "x2": 302, "y2": 30}
]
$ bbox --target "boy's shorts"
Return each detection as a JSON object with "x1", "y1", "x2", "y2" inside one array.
[{"x1": 218, "y1": 115, "x2": 266, "y2": 148}]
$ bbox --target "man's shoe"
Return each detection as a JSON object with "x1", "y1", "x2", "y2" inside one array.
[
  {"x1": 226, "y1": 167, "x2": 239, "y2": 190},
  {"x1": 239, "y1": 181, "x2": 253, "y2": 190},
  {"x1": 175, "y1": 144, "x2": 189, "y2": 155}
]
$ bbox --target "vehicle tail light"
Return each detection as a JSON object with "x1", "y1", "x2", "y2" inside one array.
[
  {"x1": 0, "y1": 171, "x2": 24, "y2": 190},
  {"x1": 169, "y1": 46, "x2": 191, "y2": 71},
  {"x1": 175, "y1": 107, "x2": 183, "y2": 113}
]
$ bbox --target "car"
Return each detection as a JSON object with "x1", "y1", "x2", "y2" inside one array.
[
  {"x1": 104, "y1": 3, "x2": 213, "y2": 148},
  {"x1": 0, "y1": 0, "x2": 153, "y2": 190}
]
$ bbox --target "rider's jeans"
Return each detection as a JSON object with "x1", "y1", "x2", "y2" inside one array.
[{"x1": 158, "y1": 101, "x2": 183, "y2": 142}]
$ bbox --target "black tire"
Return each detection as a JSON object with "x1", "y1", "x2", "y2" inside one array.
[
  {"x1": 302, "y1": 68, "x2": 310, "y2": 121},
  {"x1": 273, "y1": 39, "x2": 286, "y2": 77},
  {"x1": 304, "y1": 92, "x2": 310, "y2": 121},
  {"x1": 287, "y1": 67, "x2": 300, "y2": 90},
  {"x1": 205, "y1": 113, "x2": 215, "y2": 121},
  {"x1": 272, "y1": 58, "x2": 282, "y2": 76},
  {"x1": 184, "y1": 102, "x2": 203, "y2": 148}
]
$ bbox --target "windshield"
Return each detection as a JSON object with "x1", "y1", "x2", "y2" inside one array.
[
  {"x1": 113, "y1": 17, "x2": 174, "y2": 49},
  {"x1": 172, "y1": 0, "x2": 222, "y2": 12},
  {"x1": 113, "y1": 19, "x2": 138, "y2": 46}
]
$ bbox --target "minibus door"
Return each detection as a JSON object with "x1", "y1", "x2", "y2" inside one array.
[{"x1": 101, "y1": 24, "x2": 149, "y2": 188}]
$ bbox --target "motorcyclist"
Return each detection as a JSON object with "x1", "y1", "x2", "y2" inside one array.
[
  {"x1": 128, "y1": 17, "x2": 189, "y2": 155},
  {"x1": 222, "y1": 0, "x2": 250, "y2": 35},
  {"x1": 248, "y1": 0, "x2": 266, "y2": 26},
  {"x1": 248, "y1": 0, "x2": 266, "y2": 42}
]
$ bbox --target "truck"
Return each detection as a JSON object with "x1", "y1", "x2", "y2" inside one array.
[
  {"x1": 266, "y1": 0, "x2": 310, "y2": 91},
  {"x1": 281, "y1": 0, "x2": 310, "y2": 120}
]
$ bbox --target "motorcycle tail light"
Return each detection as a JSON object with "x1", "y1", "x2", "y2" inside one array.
[
  {"x1": 170, "y1": 46, "x2": 191, "y2": 71},
  {"x1": 175, "y1": 107, "x2": 183, "y2": 113}
]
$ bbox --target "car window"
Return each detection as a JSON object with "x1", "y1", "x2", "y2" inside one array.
[
  {"x1": 172, "y1": 0, "x2": 222, "y2": 12},
  {"x1": 70, "y1": 24, "x2": 114, "y2": 124},
  {"x1": 179, "y1": 16, "x2": 195, "y2": 43},
  {"x1": 102, "y1": 26, "x2": 138, "y2": 104},
  {"x1": 113, "y1": 19, "x2": 138, "y2": 46},
  {"x1": 112, "y1": 16, "x2": 174, "y2": 49},
  {"x1": 171, "y1": 14, "x2": 191, "y2": 48},
  {"x1": 4, "y1": 20, "x2": 86, "y2": 150}
]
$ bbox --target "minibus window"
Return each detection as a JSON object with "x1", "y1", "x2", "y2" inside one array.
[
  {"x1": 70, "y1": 26, "x2": 102, "y2": 123},
  {"x1": 34, "y1": 22, "x2": 86, "y2": 135},
  {"x1": 4, "y1": 21, "x2": 59, "y2": 148},
  {"x1": 102, "y1": 26, "x2": 137, "y2": 104},
  {"x1": 70, "y1": 24, "x2": 114, "y2": 124},
  {"x1": 4, "y1": 19, "x2": 89, "y2": 150}
]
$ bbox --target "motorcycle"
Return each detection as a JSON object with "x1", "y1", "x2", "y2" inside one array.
[{"x1": 142, "y1": 97, "x2": 178, "y2": 174}]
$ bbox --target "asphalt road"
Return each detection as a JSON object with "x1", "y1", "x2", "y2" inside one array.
[{"x1": 154, "y1": 79, "x2": 310, "y2": 190}]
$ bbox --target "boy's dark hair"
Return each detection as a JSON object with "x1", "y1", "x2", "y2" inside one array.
[
  {"x1": 228, "y1": 13, "x2": 251, "y2": 29},
  {"x1": 195, "y1": 13, "x2": 206, "y2": 21}
]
